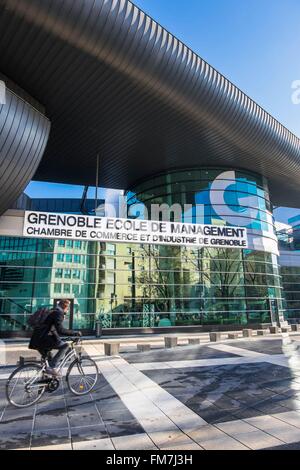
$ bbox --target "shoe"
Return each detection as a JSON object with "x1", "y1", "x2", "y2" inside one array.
[{"x1": 45, "y1": 367, "x2": 61, "y2": 377}]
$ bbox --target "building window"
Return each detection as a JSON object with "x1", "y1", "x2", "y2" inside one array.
[
  {"x1": 54, "y1": 283, "x2": 61, "y2": 294},
  {"x1": 107, "y1": 243, "x2": 116, "y2": 255},
  {"x1": 106, "y1": 258, "x2": 115, "y2": 270},
  {"x1": 65, "y1": 254, "x2": 72, "y2": 263},
  {"x1": 74, "y1": 241, "x2": 82, "y2": 249},
  {"x1": 64, "y1": 284, "x2": 71, "y2": 293},
  {"x1": 66, "y1": 240, "x2": 73, "y2": 248},
  {"x1": 57, "y1": 254, "x2": 64, "y2": 262},
  {"x1": 72, "y1": 269, "x2": 81, "y2": 279},
  {"x1": 74, "y1": 254, "x2": 81, "y2": 263},
  {"x1": 72, "y1": 285, "x2": 80, "y2": 295},
  {"x1": 107, "y1": 272, "x2": 115, "y2": 284},
  {"x1": 55, "y1": 268, "x2": 63, "y2": 278},
  {"x1": 58, "y1": 240, "x2": 65, "y2": 247},
  {"x1": 64, "y1": 269, "x2": 71, "y2": 279}
]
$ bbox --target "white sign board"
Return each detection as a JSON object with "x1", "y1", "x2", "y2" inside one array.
[{"x1": 23, "y1": 211, "x2": 248, "y2": 249}]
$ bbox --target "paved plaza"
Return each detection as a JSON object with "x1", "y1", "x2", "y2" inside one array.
[{"x1": 2, "y1": 333, "x2": 300, "y2": 450}]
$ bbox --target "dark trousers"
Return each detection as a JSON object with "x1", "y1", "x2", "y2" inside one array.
[{"x1": 40, "y1": 342, "x2": 70, "y2": 368}]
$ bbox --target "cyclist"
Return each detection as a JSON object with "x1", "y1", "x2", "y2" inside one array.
[{"x1": 29, "y1": 299, "x2": 82, "y2": 376}]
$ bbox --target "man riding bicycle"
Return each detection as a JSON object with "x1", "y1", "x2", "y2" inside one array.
[{"x1": 29, "y1": 299, "x2": 82, "y2": 376}]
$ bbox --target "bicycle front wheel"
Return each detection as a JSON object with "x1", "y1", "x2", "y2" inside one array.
[
  {"x1": 6, "y1": 363, "x2": 46, "y2": 408},
  {"x1": 66, "y1": 356, "x2": 98, "y2": 395}
]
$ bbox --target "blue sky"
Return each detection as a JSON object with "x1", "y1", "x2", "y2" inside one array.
[{"x1": 26, "y1": 0, "x2": 300, "y2": 223}]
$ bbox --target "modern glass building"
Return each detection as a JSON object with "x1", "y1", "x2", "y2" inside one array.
[
  {"x1": 0, "y1": 0, "x2": 299, "y2": 336},
  {"x1": 0, "y1": 167, "x2": 285, "y2": 336},
  {"x1": 278, "y1": 219, "x2": 300, "y2": 324}
]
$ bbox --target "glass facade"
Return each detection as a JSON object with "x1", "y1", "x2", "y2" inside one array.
[
  {"x1": 278, "y1": 223, "x2": 300, "y2": 323},
  {"x1": 0, "y1": 167, "x2": 285, "y2": 335}
]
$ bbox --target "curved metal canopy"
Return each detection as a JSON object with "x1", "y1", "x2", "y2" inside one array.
[
  {"x1": 0, "y1": 0, "x2": 299, "y2": 207},
  {"x1": 0, "y1": 81, "x2": 50, "y2": 215}
]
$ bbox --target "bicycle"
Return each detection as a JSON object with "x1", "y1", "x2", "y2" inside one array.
[{"x1": 6, "y1": 337, "x2": 99, "y2": 408}]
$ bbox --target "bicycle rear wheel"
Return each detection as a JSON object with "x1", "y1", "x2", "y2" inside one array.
[
  {"x1": 66, "y1": 356, "x2": 98, "y2": 395},
  {"x1": 6, "y1": 363, "x2": 46, "y2": 408}
]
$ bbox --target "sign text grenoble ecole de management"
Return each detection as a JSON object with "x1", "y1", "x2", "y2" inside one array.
[{"x1": 23, "y1": 211, "x2": 248, "y2": 249}]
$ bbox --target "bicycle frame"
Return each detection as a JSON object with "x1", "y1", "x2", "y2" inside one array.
[{"x1": 25, "y1": 342, "x2": 80, "y2": 389}]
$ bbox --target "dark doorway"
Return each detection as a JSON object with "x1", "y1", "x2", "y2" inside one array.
[{"x1": 53, "y1": 298, "x2": 74, "y2": 330}]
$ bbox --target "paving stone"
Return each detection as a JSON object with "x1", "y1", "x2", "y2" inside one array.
[
  {"x1": 148, "y1": 430, "x2": 195, "y2": 448},
  {"x1": 104, "y1": 419, "x2": 144, "y2": 438},
  {"x1": 70, "y1": 424, "x2": 108, "y2": 442},
  {"x1": 68, "y1": 406, "x2": 103, "y2": 427},
  {"x1": 112, "y1": 433, "x2": 157, "y2": 450},
  {"x1": 31, "y1": 442, "x2": 72, "y2": 450},
  {"x1": 123, "y1": 346, "x2": 237, "y2": 363},
  {"x1": 34, "y1": 412, "x2": 69, "y2": 431},
  {"x1": 198, "y1": 435, "x2": 248, "y2": 450},
  {"x1": 215, "y1": 419, "x2": 258, "y2": 435},
  {"x1": 31, "y1": 429, "x2": 71, "y2": 448},
  {"x1": 73, "y1": 437, "x2": 114, "y2": 450},
  {"x1": 271, "y1": 411, "x2": 300, "y2": 428},
  {"x1": 245, "y1": 415, "x2": 300, "y2": 443},
  {"x1": 234, "y1": 430, "x2": 284, "y2": 450}
]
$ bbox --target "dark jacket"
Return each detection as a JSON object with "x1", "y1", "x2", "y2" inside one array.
[{"x1": 29, "y1": 306, "x2": 77, "y2": 351}]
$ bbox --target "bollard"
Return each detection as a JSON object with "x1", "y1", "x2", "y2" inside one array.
[
  {"x1": 243, "y1": 329, "x2": 253, "y2": 338},
  {"x1": 95, "y1": 321, "x2": 102, "y2": 338},
  {"x1": 257, "y1": 330, "x2": 267, "y2": 336},
  {"x1": 210, "y1": 332, "x2": 221, "y2": 342},
  {"x1": 164, "y1": 336, "x2": 178, "y2": 348},
  {"x1": 18, "y1": 356, "x2": 37, "y2": 365},
  {"x1": 228, "y1": 332, "x2": 239, "y2": 340},
  {"x1": 291, "y1": 324, "x2": 300, "y2": 332},
  {"x1": 104, "y1": 342, "x2": 120, "y2": 356}
]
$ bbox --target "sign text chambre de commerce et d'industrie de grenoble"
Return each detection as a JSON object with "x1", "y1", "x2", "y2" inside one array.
[{"x1": 23, "y1": 211, "x2": 248, "y2": 249}]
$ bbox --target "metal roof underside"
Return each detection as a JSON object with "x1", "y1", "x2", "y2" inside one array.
[{"x1": 0, "y1": 0, "x2": 300, "y2": 207}]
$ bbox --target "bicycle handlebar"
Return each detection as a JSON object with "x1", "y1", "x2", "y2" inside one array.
[{"x1": 62, "y1": 336, "x2": 82, "y2": 344}]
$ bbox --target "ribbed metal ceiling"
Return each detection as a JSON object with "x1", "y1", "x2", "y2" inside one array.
[
  {"x1": 0, "y1": 0, "x2": 299, "y2": 207},
  {"x1": 0, "y1": 84, "x2": 50, "y2": 215}
]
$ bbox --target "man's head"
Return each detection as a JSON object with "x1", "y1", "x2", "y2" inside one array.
[{"x1": 58, "y1": 299, "x2": 71, "y2": 313}]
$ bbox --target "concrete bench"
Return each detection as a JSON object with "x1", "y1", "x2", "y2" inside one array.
[
  {"x1": 257, "y1": 329, "x2": 267, "y2": 336},
  {"x1": 137, "y1": 343, "x2": 151, "y2": 352},
  {"x1": 228, "y1": 332, "x2": 239, "y2": 340},
  {"x1": 209, "y1": 332, "x2": 221, "y2": 342},
  {"x1": 291, "y1": 324, "x2": 300, "y2": 332},
  {"x1": 104, "y1": 342, "x2": 120, "y2": 356},
  {"x1": 270, "y1": 326, "x2": 279, "y2": 334},
  {"x1": 188, "y1": 337, "x2": 200, "y2": 345},
  {"x1": 243, "y1": 329, "x2": 253, "y2": 338},
  {"x1": 164, "y1": 336, "x2": 178, "y2": 348}
]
